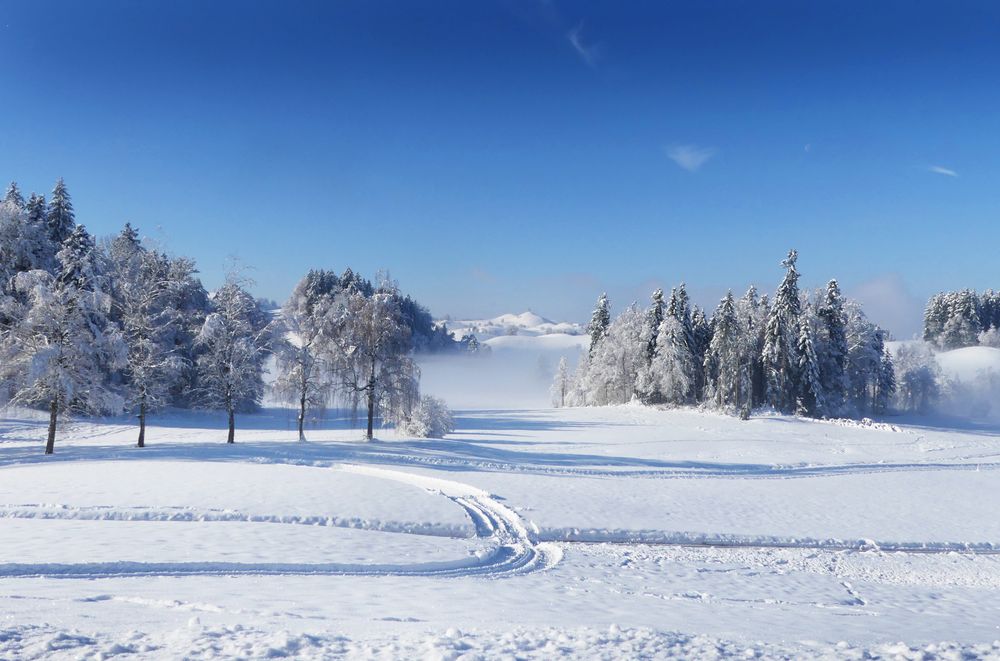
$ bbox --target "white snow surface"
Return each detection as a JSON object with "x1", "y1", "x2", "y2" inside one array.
[
  {"x1": 937, "y1": 345, "x2": 1000, "y2": 381},
  {"x1": 2, "y1": 399, "x2": 1000, "y2": 658}
]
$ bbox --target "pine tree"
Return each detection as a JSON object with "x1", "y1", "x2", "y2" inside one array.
[
  {"x1": 46, "y1": 178, "x2": 75, "y2": 247},
  {"x1": 796, "y1": 312, "x2": 825, "y2": 417},
  {"x1": 704, "y1": 292, "x2": 742, "y2": 409},
  {"x1": 873, "y1": 332, "x2": 895, "y2": 414},
  {"x1": 3, "y1": 182, "x2": 24, "y2": 209},
  {"x1": 817, "y1": 279, "x2": 849, "y2": 415},
  {"x1": 762, "y1": 249, "x2": 802, "y2": 412},
  {"x1": 587, "y1": 293, "x2": 611, "y2": 355},
  {"x1": 646, "y1": 288, "x2": 665, "y2": 362}
]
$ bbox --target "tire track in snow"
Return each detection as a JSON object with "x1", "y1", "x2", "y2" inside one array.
[{"x1": 0, "y1": 463, "x2": 561, "y2": 580}]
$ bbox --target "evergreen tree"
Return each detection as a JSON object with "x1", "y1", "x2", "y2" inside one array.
[
  {"x1": 704, "y1": 293, "x2": 742, "y2": 409},
  {"x1": 816, "y1": 279, "x2": 849, "y2": 415},
  {"x1": 587, "y1": 293, "x2": 611, "y2": 355},
  {"x1": 3, "y1": 182, "x2": 24, "y2": 209},
  {"x1": 46, "y1": 178, "x2": 75, "y2": 247},
  {"x1": 796, "y1": 312, "x2": 825, "y2": 417},
  {"x1": 763, "y1": 249, "x2": 802, "y2": 412},
  {"x1": 646, "y1": 288, "x2": 665, "y2": 362}
]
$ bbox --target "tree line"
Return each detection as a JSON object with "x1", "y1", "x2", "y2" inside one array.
[
  {"x1": 0, "y1": 180, "x2": 455, "y2": 453},
  {"x1": 923, "y1": 289, "x2": 1000, "y2": 350},
  {"x1": 553, "y1": 250, "x2": 896, "y2": 420}
]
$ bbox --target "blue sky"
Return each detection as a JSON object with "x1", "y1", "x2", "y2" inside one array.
[{"x1": 2, "y1": 1, "x2": 998, "y2": 336}]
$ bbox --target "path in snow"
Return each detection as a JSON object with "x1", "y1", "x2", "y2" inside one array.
[{"x1": 0, "y1": 463, "x2": 561, "y2": 580}]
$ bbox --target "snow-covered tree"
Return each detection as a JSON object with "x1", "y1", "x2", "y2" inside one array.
[
  {"x1": 551, "y1": 356, "x2": 570, "y2": 407},
  {"x1": 398, "y1": 395, "x2": 454, "y2": 438},
  {"x1": 107, "y1": 225, "x2": 181, "y2": 447},
  {"x1": 816, "y1": 279, "x2": 849, "y2": 416},
  {"x1": 3, "y1": 182, "x2": 24, "y2": 209},
  {"x1": 46, "y1": 178, "x2": 75, "y2": 248},
  {"x1": 587, "y1": 293, "x2": 611, "y2": 356},
  {"x1": 704, "y1": 293, "x2": 744, "y2": 410},
  {"x1": 795, "y1": 308, "x2": 825, "y2": 417},
  {"x1": 646, "y1": 288, "x2": 665, "y2": 361},
  {"x1": 585, "y1": 304, "x2": 649, "y2": 405},
  {"x1": 645, "y1": 314, "x2": 695, "y2": 405},
  {"x1": 273, "y1": 272, "x2": 338, "y2": 440},
  {"x1": 763, "y1": 250, "x2": 802, "y2": 412},
  {"x1": 3, "y1": 226, "x2": 125, "y2": 453},
  {"x1": 332, "y1": 287, "x2": 417, "y2": 440},
  {"x1": 894, "y1": 343, "x2": 941, "y2": 412},
  {"x1": 196, "y1": 276, "x2": 274, "y2": 443}
]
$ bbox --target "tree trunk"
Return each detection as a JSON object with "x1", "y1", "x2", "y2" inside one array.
[
  {"x1": 366, "y1": 359, "x2": 376, "y2": 441},
  {"x1": 298, "y1": 392, "x2": 306, "y2": 441},
  {"x1": 228, "y1": 408, "x2": 235, "y2": 444},
  {"x1": 45, "y1": 398, "x2": 57, "y2": 455},
  {"x1": 137, "y1": 398, "x2": 146, "y2": 448}
]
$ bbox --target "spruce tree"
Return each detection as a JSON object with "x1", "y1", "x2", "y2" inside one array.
[
  {"x1": 46, "y1": 178, "x2": 75, "y2": 247},
  {"x1": 796, "y1": 315, "x2": 825, "y2": 417},
  {"x1": 3, "y1": 182, "x2": 24, "y2": 209},
  {"x1": 763, "y1": 249, "x2": 802, "y2": 412},
  {"x1": 646, "y1": 288, "x2": 665, "y2": 361},
  {"x1": 817, "y1": 279, "x2": 849, "y2": 415},
  {"x1": 587, "y1": 293, "x2": 611, "y2": 355}
]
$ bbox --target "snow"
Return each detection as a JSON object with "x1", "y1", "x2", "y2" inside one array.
[
  {"x1": 441, "y1": 310, "x2": 585, "y2": 340},
  {"x1": 936, "y1": 345, "x2": 1000, "y2": 381},
  {"x1": 3, "y1": 364, "x2": 1000, "y2": 657}
]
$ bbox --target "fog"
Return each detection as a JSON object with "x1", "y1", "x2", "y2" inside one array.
[{"x1": 417, "y1": 342, "x2": 585, "y2": 410}]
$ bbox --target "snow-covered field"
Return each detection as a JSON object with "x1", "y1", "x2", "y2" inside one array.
[{"x1": 2, "y1": 396, "x2": 1000, "y2": 659}]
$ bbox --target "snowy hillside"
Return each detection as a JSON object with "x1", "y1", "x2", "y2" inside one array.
[
  {"x1": 441, "y1": 311, "x2": 585, "y2": 340},
  {"x1": 937, "y1": 345, "x2": 1000, "y2": 381}
]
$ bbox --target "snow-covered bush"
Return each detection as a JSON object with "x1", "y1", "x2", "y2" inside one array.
[{"x1": 398, "y1": 396, "x2": 454, "y2": 438}]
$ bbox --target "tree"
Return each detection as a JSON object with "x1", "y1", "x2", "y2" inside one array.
[
  {"x1": 646, "y1": 315, "x2": 695, "y2": 405},
  {"x1": 796, "y1": 310, "x2": 825, "y2": 417},
  {"x1": 333, "y1": 287, "x2": 416, "y2": 440},
  {"x1": 894, "y1": 343, "x2": 940, "y2": 412},
  {"x1": 3, "y1": 228, "x2": 124, "y2": 454},
  {"x1": 196, "y1": 277, "x2": 273, "y2": 443},
  {"x1": 763, "y1": 250, "x2": 802, "y2": 412},
  {"x1": 646, "y1": 288, "x2": 665, "y2": 361},
  {"x1": 587, "y1": 293, "x2": 611, "y2": 355},
  {"x1": 551, "y1": 356, "x2": 570, "y2": 407},
  {"x1": 816, "y1": 280, "x2": 849, "y2": 416},
  {"x1": 3, "y1": 182, "x2": 24, "y2": 209},
  {"x1": 704, "y1": 293, "x2": 743, "y2": 410},
  {"x1": 107, "y1": 225, "x2": 181, "y2": 447},
  {"x1": 273, "y1": 273, "x2": 338, "y2": 440},
  {"x1": 46, "y1": 178, "x2": 75, "y2": 248}
]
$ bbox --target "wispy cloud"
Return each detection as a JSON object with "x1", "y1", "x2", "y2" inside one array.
[
  {"x1": 567, "y1": 21, "x2": 601, "y2": 67},
  {"x1": 927, "y1": 164, "x2": 958, "y2": 177},
  {"x1": 666, "y1": 145, "x2": 717, "y2": 172}
]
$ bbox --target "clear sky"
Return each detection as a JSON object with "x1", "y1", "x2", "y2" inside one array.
[{"x1": 2, "y1": 1, "x2": 998, "y2": 336}]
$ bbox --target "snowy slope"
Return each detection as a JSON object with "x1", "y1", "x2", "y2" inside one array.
[
  {"x1": 937, "y1": 345, "x2": 1000, "y2": 381},
  {"x1": 441, "y1": 310, "x2": 585, "y2": 340}
]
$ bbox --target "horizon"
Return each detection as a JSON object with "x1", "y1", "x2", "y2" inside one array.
[{"x1": 4, "y1": 1, "x2": 999, "y2": 337}]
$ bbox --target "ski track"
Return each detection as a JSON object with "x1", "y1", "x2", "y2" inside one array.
[{"x1": 0, "y1": 462, "x2": 562, "y2": 581}]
